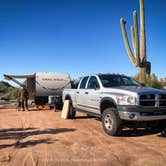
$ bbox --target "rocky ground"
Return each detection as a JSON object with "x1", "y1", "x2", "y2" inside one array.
[{"x1": 0, "y1": 106, "x2": 166, "y2": 166}]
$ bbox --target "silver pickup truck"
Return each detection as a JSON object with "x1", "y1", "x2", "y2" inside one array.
[{"x1": 63, "y1": 74, "x2": 166, "y2": 136}]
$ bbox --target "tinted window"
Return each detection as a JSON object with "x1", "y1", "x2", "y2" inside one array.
[
  {"x1": 79, "y1": 77, "x2": 88, "y2": 89},
  {"x1": 87, "y1": 76, "x2": 100, "y2": 89},
  {"x1": 99, "y1": 74, "x2": 141, "y2": 87}
]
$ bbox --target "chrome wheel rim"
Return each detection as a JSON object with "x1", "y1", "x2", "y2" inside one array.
[{"x1": 104, "y1": 114, "x2": 113, "y2": 131}]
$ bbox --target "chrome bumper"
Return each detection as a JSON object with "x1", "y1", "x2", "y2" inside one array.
[{"x1": 118, "y1": 111, "x2": 166, "y2": 121}]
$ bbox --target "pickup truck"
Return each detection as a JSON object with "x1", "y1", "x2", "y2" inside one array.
[{"x1": 63, "y1": 74, "x2": 166, "y2": 136}]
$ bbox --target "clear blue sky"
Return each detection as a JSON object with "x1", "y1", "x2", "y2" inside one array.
[{"x1": 0, "y1": 0, "x2": 166, "y2": 82}]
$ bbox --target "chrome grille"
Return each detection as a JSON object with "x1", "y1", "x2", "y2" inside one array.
[
  {"x1": 139, "y1": 94, "x2": 155, "y2": 106},
  {"x1": 159, "y1": 94, "x2": 166, "y2": 107},
  {"x1": 139, "y1": 94, "x2": 166, "y2": 107}
]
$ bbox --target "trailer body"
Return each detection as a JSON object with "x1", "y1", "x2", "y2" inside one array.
[
  {"x1": 26, "y1": 72, "x2": 71, "y2": 106},
  {"x1": 4, "y1": 72, "x2": 71, "y2": 107}
]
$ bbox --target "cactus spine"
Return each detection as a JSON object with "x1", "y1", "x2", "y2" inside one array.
[{"x1": 120, "y1": 0, "x2": 150, "y2": 83}]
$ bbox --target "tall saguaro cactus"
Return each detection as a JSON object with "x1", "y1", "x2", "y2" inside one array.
[{"x1": 120, "y1": 0, "x2": 151, "y2": 83}]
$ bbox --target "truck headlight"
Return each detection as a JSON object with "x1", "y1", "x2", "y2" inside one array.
[{"x1": 116, "y1": 96, "x2": 135, "y2": 105}]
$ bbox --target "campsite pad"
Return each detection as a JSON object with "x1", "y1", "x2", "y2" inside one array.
[{"x1": 0, "y1": 108, "x2": 166, "y2": 166}]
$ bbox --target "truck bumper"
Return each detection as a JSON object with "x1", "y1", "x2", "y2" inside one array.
[
  {"x1": 118, "y1": 111, "x2": 166, "y2": 121},
  {"x1": 117, "y1": 105, "x2": 166, "y2": 121}
]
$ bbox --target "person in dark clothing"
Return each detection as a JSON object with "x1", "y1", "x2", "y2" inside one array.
[{"x1": 18, "y1": 86, "x2": 29, "y2": 111}]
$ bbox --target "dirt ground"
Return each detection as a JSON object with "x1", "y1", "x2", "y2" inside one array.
[{"x1": 0, "y1": 106, "x2": 166, "y2": 166}]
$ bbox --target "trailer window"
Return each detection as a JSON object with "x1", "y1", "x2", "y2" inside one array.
[{"x1": 79, "y1": 77, "x2": 88, "y2": 89}]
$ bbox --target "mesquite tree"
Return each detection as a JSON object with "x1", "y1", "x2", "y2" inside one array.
[{"x1": 120, "y1": 0, "x2": 151, "y2": 83}]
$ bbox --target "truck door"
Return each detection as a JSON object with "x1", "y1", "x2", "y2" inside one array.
[
  {"x1": 85, "y1": 76, "x2": 101, "y2": 114},
  {"x1": 76, "y1": 76, "x2": 89, "y2": 111}
]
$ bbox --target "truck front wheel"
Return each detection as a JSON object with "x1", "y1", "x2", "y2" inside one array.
[{"x1": 102, "y1": 108, "x2": 122, "y2": 136}]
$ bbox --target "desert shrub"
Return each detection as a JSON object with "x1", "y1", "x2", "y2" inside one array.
[
  {"x1": 71, "y1": 78, "x2": 81, "y2": 89},
  {"x1": 133, "y1": 73, "x2": 162, "y2": 89},
  {"x1": 1, "y1": 94, "x2": 10, "y2": 101},
  {"x1": 0, "y1": 81, "x2": 19, "y2": 100}
]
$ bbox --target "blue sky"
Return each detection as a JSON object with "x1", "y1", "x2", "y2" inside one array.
[{"x1": 0, "y1": 0, "x2": 166, "y2": 83}]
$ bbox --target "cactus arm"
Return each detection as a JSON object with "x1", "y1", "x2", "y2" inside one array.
[
  {"x1": 140, "y1": 0, "x2": 146, "y2": 63},
  {"x1": 133, "y1": 10, "x2": 140, "y2": 65},
  {"x1": 120, "y1": 0, "x2": 149, "y2": 83},
  {"x1": 130, "y1": 26, "x2": 137, "y2": 65},
  {"x1": 120, "y1": 18, "x2": 137, "y2": 66},
  {"x1": 131, "y1": 26, "x2": 135, "y2": 50},
  {"x1": 130, "y1": 26, "x2": 136, "y2": 58}
]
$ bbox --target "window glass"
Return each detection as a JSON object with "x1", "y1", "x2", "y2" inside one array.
[
  {"x1": 87, "y1": 76, "x2": 100, "y2": 89},
  {"x1": 121, "y1": 77, "x2": 131, "y2": 85},
  {"x1": 79, "y1": 77, "x2": 88, "y2": 89},
  {"x1": 99, "y1": 74, "x2": 141, "y2": 87}
]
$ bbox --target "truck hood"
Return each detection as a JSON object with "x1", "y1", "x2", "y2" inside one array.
[{"x1": 103, "y1": 86, "x2": 166, "y2": 96}]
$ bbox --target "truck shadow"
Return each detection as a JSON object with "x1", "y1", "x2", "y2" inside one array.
[
  {"x1": 74, "y1": 115, "x2": 97, "y2": 119},
  {"x1": 120, "y1": 128, "x2": 160, "y2": 137}
]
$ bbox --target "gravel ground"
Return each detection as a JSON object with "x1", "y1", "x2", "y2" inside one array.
[{"x1": 0, "y1": 107, "x2": 166, "y2": 166}]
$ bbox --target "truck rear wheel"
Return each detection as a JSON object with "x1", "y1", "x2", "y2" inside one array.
[
  {"x1": 68, "y1": 102, "x2": 76, "y2": 119},
  {"x1": 102, "y1": 108, "x2": 122, "y2": 136}
]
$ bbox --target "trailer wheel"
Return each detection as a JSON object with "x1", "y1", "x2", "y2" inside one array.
[{"x1": 68, "y1": 101, "x2": 76, "y2": 119}]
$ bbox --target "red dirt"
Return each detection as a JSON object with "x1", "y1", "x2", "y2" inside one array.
[{"x1": 0, "y1": 107, "x2": 166, "y2": 166}]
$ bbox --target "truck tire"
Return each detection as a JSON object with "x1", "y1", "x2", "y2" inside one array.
[
  {"x1": 68, "y1": 102, "x2": 76, "y2": 119},
  {"x1": 102, "y1": 107, "x2": 122, "y2": 136}
]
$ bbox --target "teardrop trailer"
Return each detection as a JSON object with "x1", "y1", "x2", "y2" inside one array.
[{"x1": 4, "y1": 72, "x2": 71, "y2": 109}]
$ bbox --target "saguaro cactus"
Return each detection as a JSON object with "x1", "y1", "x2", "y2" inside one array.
[{"x1": 120, "y1": 0, "x2": 151, "y2": 83}]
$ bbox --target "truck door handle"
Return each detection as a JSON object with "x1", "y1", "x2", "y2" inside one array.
[
  {"x1": 85, "y1": 92, "x2": 89, "y2": 94},
  {"x1": 76, "y1": 91, "x2": 79, "y2": 94}
]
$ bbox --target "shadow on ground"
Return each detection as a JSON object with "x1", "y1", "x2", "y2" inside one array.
[
  {"x1": 75, "y1": 115, "x2": 97, "y2": 120},
  {"x1": 120, "y1": 128, "x2": 159, "y2": 137},
  {"x1": 0, "y1": 128, "x2": 76, "y2": 140},
  {"x1": 118, "y1": 128, "x2": 166, "y2": 137},
  {"x1": 0, "y1": 138, "x2": 56, "y2": 149},
  {"x1": 0, "y1": 127, "x2": 76, "y2": 149}
]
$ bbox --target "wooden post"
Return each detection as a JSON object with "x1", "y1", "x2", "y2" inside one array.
[{"x1": 61, "y1": 100, "x2": 70, "y2": 119}]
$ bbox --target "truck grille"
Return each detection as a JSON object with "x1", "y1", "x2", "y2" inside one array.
[
  {"x1": 139, "y1": 94, "x2": 155, "y2": 106},
  {"x1": 139, "y1": 94, "x2": 166, "y2": 107},
  {"x1": 159, "y1": 94, "x2": 166, "y2": 107}
]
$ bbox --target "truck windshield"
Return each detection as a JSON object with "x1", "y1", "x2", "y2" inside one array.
[{"x1": 99, "y1": 75, "x2": 141, "y2": 87}]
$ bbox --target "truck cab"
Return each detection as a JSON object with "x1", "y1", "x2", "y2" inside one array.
[{"x1": 63, "y1": 74, "x2": 166, "y2": 136}]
